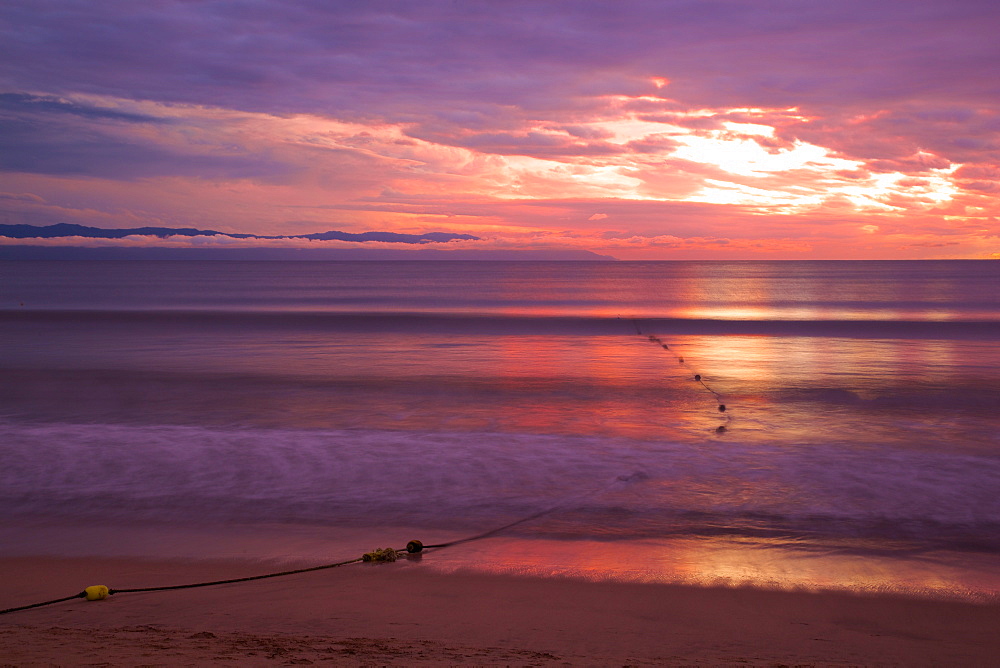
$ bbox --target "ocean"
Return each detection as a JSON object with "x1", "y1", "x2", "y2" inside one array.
[{"x1": 2, "y1": 259, "x2": 999, "y2": 600}]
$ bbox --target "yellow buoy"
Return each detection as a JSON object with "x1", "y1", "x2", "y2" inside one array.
[{"x1": 84, "y1": 585, "x2": 110, "y2": 601}]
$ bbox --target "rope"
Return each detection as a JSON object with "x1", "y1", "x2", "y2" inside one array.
[
  {"x1": 0, "y1": 471, "x2": 645, "y2": 616},
  {"x1": 426, "y1": 468, "x2": 646, "y2": 551},
  {"x1": 108, "y1": 555, "x2": 368, "y2": 595},
  {"x1": 0, "y1": 550, "x2": 397, "y2": 615},
  {"x1": 0, "y1": 592, "x2": 86, "y2": 615},
  {"x1": 421, "y1": 507, "x2": 563, "y2": 550},
  {"x1": 0, "y1": 509, "x2": 565, "y2": 615}
]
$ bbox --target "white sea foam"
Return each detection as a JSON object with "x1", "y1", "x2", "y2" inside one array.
[{"x1": 2, "y1": 421, "x2": 998, "y2": 554}]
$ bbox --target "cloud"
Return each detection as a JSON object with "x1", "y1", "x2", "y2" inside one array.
[
  {"x1": 405, "y1": 128, "x2": 625, "y2": 159},
  {"x1": 0, "y1": 0, "x2": 997, "y2": 258},
  {"x1": 2, "y1": 2, "x2": 993, "y2": 119},
  {"x1": 0, "y1": 191, "x2": 45, "y2": 203},
  {"x1": 0, "y1": 92, "x2": 163, "y2": 122},
  {"x1": 0, "y1": 94, "x2": 299, "y2": 180}
]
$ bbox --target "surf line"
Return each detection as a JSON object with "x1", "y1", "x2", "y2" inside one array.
[
  {"x1": 0, "y1": 474, "x2": 649, "y2": 616},
  {"x1": 630, "y1": 317, "x2": 732, "y2": 433}
]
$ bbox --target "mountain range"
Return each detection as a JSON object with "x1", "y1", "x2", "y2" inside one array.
[
  {"x1": 0, "y1": 223, "x2": 616, "y2": 260},
  {"x1": 0, "y1": 223, "x2": 479, "y2": 244}
]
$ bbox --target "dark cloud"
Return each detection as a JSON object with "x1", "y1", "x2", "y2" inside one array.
[
  {"x1": 3, "y1": 1, "x2": 997, "y2": 121},
  {"x1": 787, "y1": 107, "x2": 1000, "y2": 166},
  {"x1": 0, "y1": 90, "x2": 299, "y2": 179},
  {"x1": 2, "y1": 2, "x2": 997, "y2": 179},
  {"x1": 405, "y1": 129, "x2": 624, "y2": 158},
  {"x1": 0, "y1": 191, "x2": 45, "y2": 203},
  {"x1": 955, "y1": 164, "x2": 1000, "y2": 180},
  {"x1": 625, "y1": 136, "x2": 683, "y2": 154},
  {"x1": 0, "y1": 93, "x2": 163, "y2": 122}
]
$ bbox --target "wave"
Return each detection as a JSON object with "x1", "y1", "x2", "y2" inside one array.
[
  {"x1": 3, "y1": 308, "x2": 999, "y2": 339},
  {"x1": 3, "y1": 422, "x2": 999, "y2": 555}
]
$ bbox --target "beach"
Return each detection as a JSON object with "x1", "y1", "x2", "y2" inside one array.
[
  {"x1": 3, "y1": 259, "x2": 1000, "y2": 665},
  {"x1": 4, "y1": 552, "x2": 1000, "y2": 666},
  {"x1": 4, "y1": 0, "x2": 1000, "y2": 658}
]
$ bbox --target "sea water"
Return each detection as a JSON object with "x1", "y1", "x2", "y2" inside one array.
[{"x1": 1, "y1": 260, "x2": 999, "y2": 600}]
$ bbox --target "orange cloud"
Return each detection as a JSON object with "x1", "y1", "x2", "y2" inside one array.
[{"x1": 2, "y1": 89, "x2": 997, "y2": 259}]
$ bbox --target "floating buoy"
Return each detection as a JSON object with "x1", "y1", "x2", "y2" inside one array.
[
  {"x1": 84, "y1": 585, "x2": 109, "y2": 601},
  {"x1": 633, "y1": 326, "x2": 732, "y2": 434},
  {"x1": 406, "y1": 540, "x2": 424, "y2": 553},
  {"x1": 716, "y1": 425, "x2": 727, "y2": 433}
]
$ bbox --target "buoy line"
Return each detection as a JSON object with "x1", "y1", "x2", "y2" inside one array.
[
  {"x1": 630, "y1": 318, "x2": 732, "y2": 433},
  {"x1": 1, "y1": 473, "x2": 644, "y2": 616},
  {"x1": 0, "y1": 548, "x2": 413, "y2": 616},
  {"x1": 3, "y1": 317, "x2": 729, "y2": 616},
  {"x1": 2, "y1": 316, "x2": 695, "y2": 617}
]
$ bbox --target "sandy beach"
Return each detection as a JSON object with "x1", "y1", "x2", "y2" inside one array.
[{"x1": 2, "y1": 554, "x2": 999, "y2": 666}]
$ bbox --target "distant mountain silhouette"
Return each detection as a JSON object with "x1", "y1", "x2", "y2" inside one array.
[
  {"x1": 0, "y1": 246, "x2": 617, "y2": 261},
  {"x1": 0, "y1": 223, "x2": 617, "y2": 260},
  {"x1": 0, "y1": 223, "x2": 480, "y2": 244}
]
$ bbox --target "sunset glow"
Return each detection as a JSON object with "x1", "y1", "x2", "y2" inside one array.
[{"x1": 1, "y1": 1, "x2": 997, "y2": 258}]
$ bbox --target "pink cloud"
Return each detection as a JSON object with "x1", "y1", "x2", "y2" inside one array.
[{"x1": 1, "y1": 1, "x2": 997, "y2": 258}]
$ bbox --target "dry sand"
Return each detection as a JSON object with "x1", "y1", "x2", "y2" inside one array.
[{"x1": 2, "y1": 554, "x2": 999, "y2": 666}]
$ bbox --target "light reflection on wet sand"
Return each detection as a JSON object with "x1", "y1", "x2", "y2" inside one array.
[
  {"x1": 5, "y1": 521, "x2": 998, "y2": 603},
  {"x1": 425, "y1": 535, "x2": 1000, "y2": 603}
]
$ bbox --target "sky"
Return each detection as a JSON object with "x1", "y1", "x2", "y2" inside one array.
[{"x1": 1, "y1": 0, "x2": 999, "y2": 259}]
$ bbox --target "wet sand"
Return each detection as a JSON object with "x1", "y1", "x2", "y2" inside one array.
[{"x1": 2, "y1": 555, "x2": 1000, "y2": 666}]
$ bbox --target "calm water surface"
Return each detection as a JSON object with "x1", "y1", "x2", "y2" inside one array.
[{"x1": 2, "y1": 260, "x2": 999, "y2": 600}]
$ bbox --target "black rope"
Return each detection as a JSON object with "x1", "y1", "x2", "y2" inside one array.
[
  {"x1": 0, "y1": 592, "x2": 86, "y2": 615},
  {"x1": 0, "y1": 466, "x2": 649, "y2": 616},
  {"x1": 0, "y1": 504, "x2": 581, "y2": 615},
  {"x1": 421, "y1": 507, "x2": 560, "y2": 550},
  {"x1": 0, "y1": 553, "x2": 388, "y2": 615},
  {"x1": 425, "y1": 470, "x2": 642, "y2": 551},
  {"x1": 109, "y1": 556, "x2": 368, "y2": 595},
  {"x1": 0, "y1": 501, "x2": 593, "y2": 614}
]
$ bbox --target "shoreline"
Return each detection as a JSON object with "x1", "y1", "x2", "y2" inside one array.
[
  {"x1": 3, "y1": 555, "x2": 1000, "y2": 666},
  {"x1": 5, "y1": 519, "x2": 999, "y2": 604}
]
